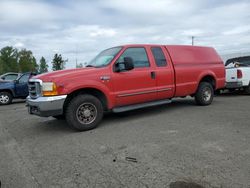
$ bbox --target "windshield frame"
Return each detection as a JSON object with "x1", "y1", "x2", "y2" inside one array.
[{"x1": 87, "y1": 46, "x2": 123, "y2": 68}]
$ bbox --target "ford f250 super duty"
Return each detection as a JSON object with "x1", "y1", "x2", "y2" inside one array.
[{"x1": 26, "y1": 44, "x2": 225, "y2": 131}]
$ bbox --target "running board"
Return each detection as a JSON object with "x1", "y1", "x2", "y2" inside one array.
[{"x1": 112, "y1": 99, "x2": 172, "y2": 113}]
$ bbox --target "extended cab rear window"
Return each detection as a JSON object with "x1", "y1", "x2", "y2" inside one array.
[
  {"x1": 151, "y1": 47, "x2": 167, "y2": 67},
  {"x1": 118, "y1": 47, "x2": 150, "y2": 68}
]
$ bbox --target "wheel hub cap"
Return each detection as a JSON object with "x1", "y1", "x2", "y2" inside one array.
[
  {"x1": 0, "y1": 95, "x2": 9, "y2": 104},
  {"x1": 83, "y1": 109, "x2": 91, "y2": 117},
  {"x1": 203, "y1": 88, "x2": 211, "y2": 101},
  {"x1": 76, "y1": 103, "x2": 97, "y2": 125}
]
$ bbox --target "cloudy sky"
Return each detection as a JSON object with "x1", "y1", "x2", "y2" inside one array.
[{"x1": 0, "y1": 0, "x2": 250, "y2": 69}]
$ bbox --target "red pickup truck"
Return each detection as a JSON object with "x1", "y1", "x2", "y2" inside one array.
[{"x1": 27, "y1": 44, "x2": 225, "y2": 131}]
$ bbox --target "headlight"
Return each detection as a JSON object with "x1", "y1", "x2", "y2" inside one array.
[{"x1": 42, "y1": 82, "x2": 58, "y2": 96}]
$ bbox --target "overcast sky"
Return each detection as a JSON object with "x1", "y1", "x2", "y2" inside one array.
[{"x1": 0, "y1": 0, "x2": 250, "y2": 69}]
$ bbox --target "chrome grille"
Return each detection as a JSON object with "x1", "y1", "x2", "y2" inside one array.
[{"x1": 28, "y1": 79, "x2": 42, "y2": 99}]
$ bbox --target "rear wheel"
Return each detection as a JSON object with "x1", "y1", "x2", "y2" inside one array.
[
  {"x1": 244, "y1": 85, "x2": 250, "y2": 94},
  {"x1": 195, "y1": 82, "x2": 214, "y2": 106},
  {"x1": 65, "y1": 94, "x2": 104, "y2": 131},
  {"x1": 0, "y1": 91, "x2": 13, "y2": 105},
  {"x1": 228, "y1": 88, "x2": 236, "y2": 92}
]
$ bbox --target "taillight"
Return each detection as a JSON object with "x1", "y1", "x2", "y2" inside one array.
[{"x1": 237, "y1": 69, "x2": 242, "y2": 79}]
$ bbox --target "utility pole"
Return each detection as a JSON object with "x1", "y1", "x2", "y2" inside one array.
[{"x1": 192, "y1": 36, "x2": 195, "y2": 46}]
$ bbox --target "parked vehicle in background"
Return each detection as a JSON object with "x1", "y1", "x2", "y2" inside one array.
[
  {"x1": 225, "y1": 56, "x2": 250, "y2": 93},
  {"x1": 0, "y1": 72, "x2": 37, "y2": 105},
  {"x1": 27, "y1": 44, "x2": 225, "y2": 131},
  {"x1": 0, "y1": 72, "x2": 21, "y2": 81}
]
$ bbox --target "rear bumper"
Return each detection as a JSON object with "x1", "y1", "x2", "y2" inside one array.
[
  {"x1": 225, "y1": 81, "x2": 243, "y2": 89},
  {"x1": 26, "y1": 95, "x2": 67, "y2": 117}
]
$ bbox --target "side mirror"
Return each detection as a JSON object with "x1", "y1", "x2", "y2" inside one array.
[
  {"x1": 123, "y1": 57, "x2": 134, "y2": 71},
  {"x1": 2, "y1": 77, "x2": 5, "y2": 80},
  {"x1": 115, "y1": 57, "x2": 134, "y2": 72},
  {"x1": 14, "y1": 80, "x2": 19, "y2": 84}
]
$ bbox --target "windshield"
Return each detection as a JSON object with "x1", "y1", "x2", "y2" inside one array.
[{"x1": 87, "y1": 47, "x2": 122, "y2": 67}]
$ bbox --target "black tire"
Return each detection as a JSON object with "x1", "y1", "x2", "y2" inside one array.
[
  {"x1": 195, "y1": 82, "x2": 214, "y2": 106},
  {"x1": 53, "y1": 115, "x2": 65, "y2": 120},
  {"x1": 228, "y1": 88, "x2": 236, "y2": 93},
  {"x1": 65, "y1": 94, "x2": 103, "y2": 131},
  {"x1": 0, "y1": 91, "x2": 13, "y2": 105},
  {"x1": 244, "y1": 85, "x2": 250, "y2": 94}
]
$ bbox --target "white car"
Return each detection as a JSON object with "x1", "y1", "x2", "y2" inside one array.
[{"x1": 225, "y1": 56, "x2": 250, "y2": 93}]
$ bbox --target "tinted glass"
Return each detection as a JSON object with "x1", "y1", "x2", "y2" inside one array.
[
  {"x1": 151, "y1": 47, "x2": 167, "y2": 67},
  {"x1": 19, "y1": 74, "x2": 30, "y2": 83},
  {"x1": 118, "y1": 48, "x2": 150, "y2": 68},
  {"x1": 4, "y1": 74, "x2": 18, "y2": 80}
]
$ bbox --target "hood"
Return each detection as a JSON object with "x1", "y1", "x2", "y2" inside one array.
[{"x1": 34, "y1": 67, "x2": 105, "y2": 82}]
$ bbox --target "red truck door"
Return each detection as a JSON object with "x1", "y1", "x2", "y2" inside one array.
[
  {"x1": 149, "y1": 46, "x2": 175, "y2": 99},
  {"x1": 112, "y1": 47, "x2": 157, "y2": 106}
]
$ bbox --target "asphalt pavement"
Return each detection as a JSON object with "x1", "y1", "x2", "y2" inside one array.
[{"x1": 0, "y1": 94, "x2": 249, "y2": 188}]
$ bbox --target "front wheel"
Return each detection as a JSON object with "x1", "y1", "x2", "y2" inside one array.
[
  {"x1": 195, "y1": 82, "x2": 214, "y2": 106},
  {"x1": 65, "y1": 94, "x2": 104, "y2": 131},
  {"x1": 0, "y1": 91, "x2": 13, "y2": 105}
]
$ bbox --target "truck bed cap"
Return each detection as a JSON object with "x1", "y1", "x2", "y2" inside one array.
[{"x1": 165, "y1": 45, "x2": 223, "y2": 65}]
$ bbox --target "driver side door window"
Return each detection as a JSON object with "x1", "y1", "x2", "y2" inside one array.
[{"x1": 116, "y1": 47, "x2": 150, "y2": 68}]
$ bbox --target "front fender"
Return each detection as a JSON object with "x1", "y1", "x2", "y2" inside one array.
[
  {"x1": 62, "y1": 80, "x2": 114, "y2": 108},
  {"x1": 0, "y1": 83, "x2": 15, "y2": 97}
]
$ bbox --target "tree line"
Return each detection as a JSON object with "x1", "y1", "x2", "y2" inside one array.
[{"x1": 0, "y1": 46, "x2": 67, "y2": 75}]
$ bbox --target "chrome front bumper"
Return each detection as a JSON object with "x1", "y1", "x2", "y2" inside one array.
[{"x1": 26, "y1": 95, "x2": 67, "y2": 117}]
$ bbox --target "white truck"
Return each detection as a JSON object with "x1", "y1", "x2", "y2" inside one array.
[{"x1": 225, "y1": 56, "x2": 250, "y2": 93}]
